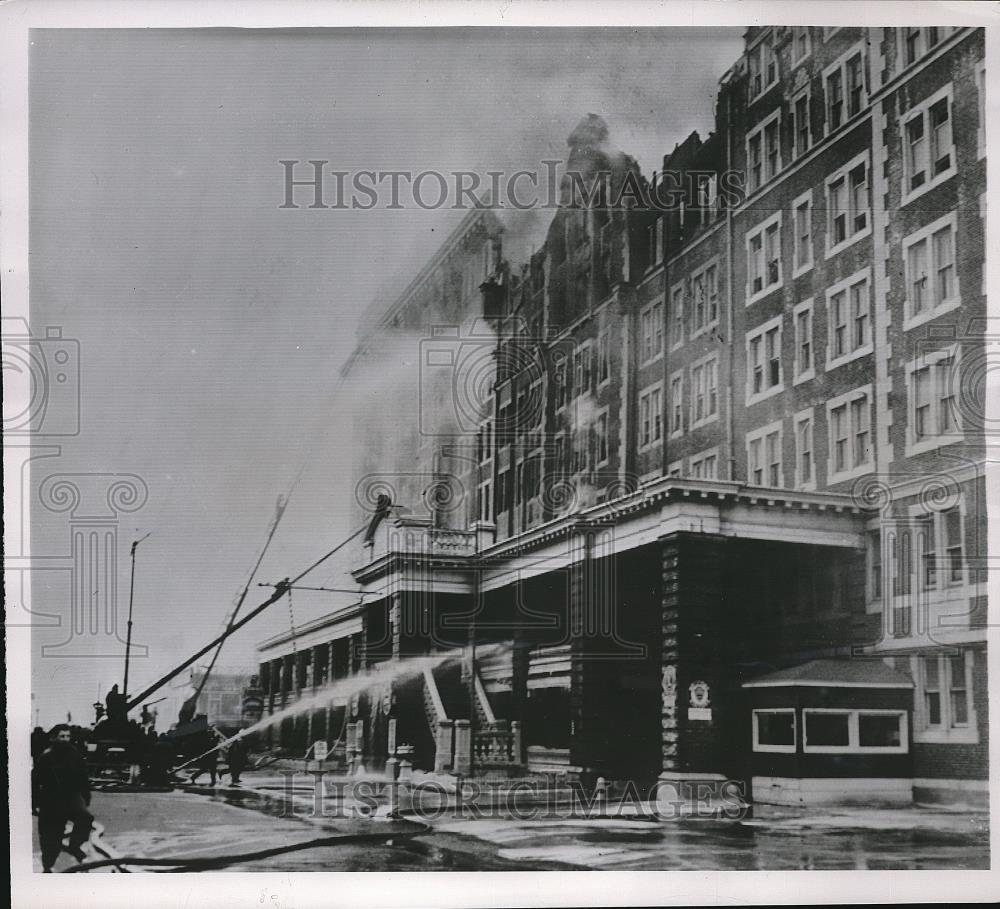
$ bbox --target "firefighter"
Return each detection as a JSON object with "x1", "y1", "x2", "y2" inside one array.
[
  {"x1": 188, "y1": 728, "x2": 225, "y2": 786},
  {"x1": 227, "y1": 734, "x2": 248, "y2": 785},
  {"x1": 32, "y1": 725, "x2": 94, "y2": 872}
]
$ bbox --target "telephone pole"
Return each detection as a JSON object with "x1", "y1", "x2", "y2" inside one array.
[{"x1": 123, "y1": 531, "x2": 151, "y2": 700}]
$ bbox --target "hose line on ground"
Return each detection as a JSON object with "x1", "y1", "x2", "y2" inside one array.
[{"x1": 62, "y1": 820, "x2": 432, "y2": 873}]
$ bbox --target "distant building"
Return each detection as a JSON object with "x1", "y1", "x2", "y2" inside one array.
[
  {"x1": 165, "y1": 668, "x2": 256, "y2": 733},
  {"x1": 259, "y1": 27, "x2": 987, "y2": 808}
]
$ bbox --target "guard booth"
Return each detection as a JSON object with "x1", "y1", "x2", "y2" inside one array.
[{"x1": 742, "y1": 659, "x2": 914, "y2": 807}]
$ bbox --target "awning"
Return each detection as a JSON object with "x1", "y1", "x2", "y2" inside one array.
[{"x1": 742, "y1": 658, "x2": 914, "y2": 690}]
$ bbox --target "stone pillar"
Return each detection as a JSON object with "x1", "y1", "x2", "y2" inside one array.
[
  {"x1": 434, "y1": 720, "x2": 454, "y2": 773},
  {"x1": 511, "y1": 720, "x2": 523, "y2": 764},
  {"x1": 390, "y1": 593, "x2": 402, "y2": 660},
  {"x1": 453, "y1": 719, "x2": 471, "y2": 775},
  {"x1": 658, "y1": 533, "x2": 739, "y2": 809},
  {"x1": 660, "y1": 536, "x2": 681, "y2": 773},
  {"x1": 567, "y1": 525, "x2": 599, "y2": 773},
  {"x1": 398, "y1": 744, "x2": 414, "y2": 782}
]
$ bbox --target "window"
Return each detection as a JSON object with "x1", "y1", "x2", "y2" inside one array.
[
  {"x1": 747, "y1": 213, "x2": 782, "y2": 302},
  {"x1": 752, "y1": 709, "x2": 796, "y2": 753},
  {"x1": 804, "y1": 709, "x2": 908, "y2": 754},
  {"x1": 478, "y1": 480, "x2": 492, "y2": 522},
  {"x1": 691, "y1": 356, "x2": 719, "y2": 427},
  {"x1": 692, "y1": 271, "x2": 706, "y2": 333},
  {"x1": 597, "y1": 331, "x2": 610, "y2": 385},
  {"x1": 851, "y1": 395, "x2": 870, "y2": 470},
  {"x1": 827, "y1": 68, "x2": 844, "y2": 130},
  {"x1": 824, "y1": 44, "x2": 866, "y2": 134},
  {"x1": 649, "y1": 217, "x2": 664, "y2": 266},
  {"x1": 747, "y1": 32, "x2": 778, "y2": 100},
  {"x1": 690, "y1": 447, "x2": 719, "y2": 480},
  {"x1": 764, "y1": 118, "x2": 780, "y2": 181},
  {"x1": 640, "y1": 301, "x2": 663, "y2": 363},
  {"x1": 977, "y1": 62, "x2": 986, "y2": 158},
  {"x1": 901, "y1": 86, "x2": 955, "y2": 204},
  {"x1": 594, "y1": 410, "x2": 609, "y2": 465},
  {"x1": 496, "y1": 469, "x2": 510, "y2": 514},
  {"x1": 826, "y1": 153, "x2": 869, "y2": 254},
  {"x1": 670, "y1": 283, "x2": 685, "y2": 348},
  {"x1": 906, "y1": 345, "x2": 961, "y2": 454},
  {"x1": 695, "y1": 173, "x2": 717, "y2": 225},
  {"x1": 748, "y1": 133, "x2": 762, "y2": 191},
  {"x1": 554, "y1": 358, "x2": 568, "y2": 410},
  {"x1": 793, "y1": 191, "x2": 813, "y2": 275},
  {"x1": 746, "y1": 420, "x2": 783, "y2": 488},
  {"x1": 792, "y1": 26, "x2": 811, "y2": 65},
  {"x1": 869, "y1": 529, "x2": 883, "y2": 601},
  {"x1": 794, "y1": 409, "x2": 814, "y2": 488},
  {"x1": 746, "y1": 315, "x2": 783, "y2": 403},
  {"x1": 805, "y1": 711, "x2": 850, "y2": 747},
  {"x1": 667, "y1": 460, "x2": 683, "y2": 478},
  {"x1": 846, "y1": 52, "x2": 865, "y2": 118},
  {"x1": 573, "y1": 342, "x2": 592, "y2": 397},
  {"x1": 826, "y1": 385, "x2": 873, "y2": 481},
  {"x1": 669, "y1": 372, "x2": 683, "y2": 437},
  {"x1": 945, "y1": 507, "x2": 964, "y2": 584},
  {"x1": 746, "y1": 110, "x2": 781, "y2": 192},
  {"x1": 793, "y1": 299, "x2": 814, "y2": 382},
  {"x1": 901, "y1": 26, "x2": 955, "y2": 68},
  {"x1": 903, "y1": 213, "x2": 959, "y2": 329},
  {"x1": 890, "y1": 524, "x2": 913, "y2": 602},
  {"x1": 915, "y1": 650, "x2": 976, "y2": 743},
  {"x1": 827, "y1": 269, "x2": 872, "y2": 367},
  {"x1": 692, "y1": 261, "x2": 720, "y2": 335},
  {"x1": 793, "y1": 88, "x2": 812, "y2": 158},
  {"x1": 639, "y1": 383, "x2": 663, "y2": 448},
  {"x1": 903, "y1": 502, "x2": 966, "y2": 593},
  {"x1": 477, "y1": 420, "x2": 493, "y2": 465}
]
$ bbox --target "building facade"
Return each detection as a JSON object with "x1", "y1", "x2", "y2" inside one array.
[{"x1": 258, "y1": 26, "x2": 987, "y2": 807}]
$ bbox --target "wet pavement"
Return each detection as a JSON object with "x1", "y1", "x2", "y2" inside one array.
[{"x1": 32, "y1": 780, "x2": 990, "y2": 872}]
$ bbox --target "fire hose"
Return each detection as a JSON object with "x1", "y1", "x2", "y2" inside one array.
[{"x1": 62, "y1": 819, "x2": 432, "y2": 872}]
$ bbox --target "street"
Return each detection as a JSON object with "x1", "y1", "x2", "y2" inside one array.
[{"x1": 32, "y1": 777, "x2": 990, "y2": 872}]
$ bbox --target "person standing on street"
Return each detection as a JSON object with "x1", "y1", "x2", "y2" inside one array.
[
  {"x1": 32, "y1": 725, "x2": 94, "y2": 872},
  {"x1": 227, "y1": 734, "x2": 248, "y2": 785}
]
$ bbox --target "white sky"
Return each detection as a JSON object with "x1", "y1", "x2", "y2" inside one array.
[{"x1": 27, "y1": 26, "x2": 744, "y2": 728}]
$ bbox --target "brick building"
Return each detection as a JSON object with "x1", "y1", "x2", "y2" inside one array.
[{"x1": 258, "y1": 26, "x2": 987, "y2": 808}]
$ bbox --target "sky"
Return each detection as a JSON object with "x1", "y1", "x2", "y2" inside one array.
[{"x1": 25, "y1": 26, "x2": 744, "y2": 728}]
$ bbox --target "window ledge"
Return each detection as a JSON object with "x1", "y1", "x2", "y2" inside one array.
[
  {"x1": 690, "y1": 319, "x2": 721, "y2": 341},
  {"x1": 914, "y1": 725, "x2": 979, "y2": 745},
  {"x1": 827, "y1": 344, "x2": 874, "y2": 372},
  {"x1": 746, "y1": 281, "x2": 783, "y2": 306},
  {"x1": 902, "y1": 297, "x2": 961, "y2": 333},
  {"x1": 904, "y1": 433, "x2": 964, "y2": 459},
  {"x1": 793, "y1": 261, "x2": 813, "y2": 280},
  {"x1": 746, "y1": 384, "x2": 785, "y2": 407},
  {"x1": 825, "y1": 225, "x2": 872, "y2": 261},
  {"x1": 901, "y1": 164, "x2": 957, "y2": 209},
  {"x1": 827, "y1": 462, "x2": 874, "y2": 486},
  {"x1": 690, "y1": 413, "x2": 720, "y2": 431},
  {"x1": 793, "y1": 368, "x2": 817, "y2": 387}
]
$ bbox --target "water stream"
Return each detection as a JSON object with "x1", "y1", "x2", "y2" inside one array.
[{"x1": 178, "y1": 645, "x2": 508, "y2": 769}]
